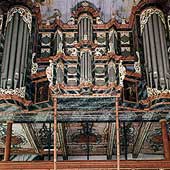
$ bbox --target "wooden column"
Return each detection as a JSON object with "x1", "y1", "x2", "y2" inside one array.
[
  {"x1": 160, "y1": 119, "x2": 170, "y2": 160},
  {"x1": 4, "y1": 121, "x2": 12, "y2": 161},
  {"x1": 53, "y1": 97, "x2": 57, "y2": 170},
  {"x1": 115, "y1": 97, "x2": 120, "y2": 170}
]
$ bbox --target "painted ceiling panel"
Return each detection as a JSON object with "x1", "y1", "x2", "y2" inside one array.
[
  {"x1": 0, "y1": 123, "x2": 32, "y2": 149},
  {"x1": 66, "y1": 123, "x2": 109, "y2": 155},
  {"x1": 37, "y1": 0, "x2": 140, "y2": 22},
  {"x1": 141, "y1": 122, "x2": 163, "y2": 154}
]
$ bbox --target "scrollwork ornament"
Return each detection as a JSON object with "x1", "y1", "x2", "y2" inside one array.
[
  {"x1": 6, "y1": 7, "x2": 32, "y2": 34},
  {"x1": 0, "y1": 87, "x2": 26, "y2": 98},
  {"x1": 147, "y1": 87, "x2": 170, "y2": 97},
  {"x1": 134, "y1": 51, "x2": 141, "y2": 74},
  {"x1": 31, "y1": 53, "x2": 38, "y2": 74},
  {"x1": 46, "y1": 60, "x2": 54, "y2": 86},
  {"x1": 140, "y1": 8, "x2": 166, "y2": 34},
  {"x1": 119, "y1": 60, "x2": 126, "y2": 87}
]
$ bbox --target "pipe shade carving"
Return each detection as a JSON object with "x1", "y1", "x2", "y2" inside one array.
[
  {"x1": 0, "y1": 6, "x2": 32, "y2": 97},
  {"x1": 140, "y1": 7, "x2": 170, "y2": 90},
  {"x1": 140, "y1": 8, "x2": 166, "y2": 34}
]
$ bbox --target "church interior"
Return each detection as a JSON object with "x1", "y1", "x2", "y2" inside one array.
[{"x1": 0, "y1": 0, "x2": 170, "y2": 169}]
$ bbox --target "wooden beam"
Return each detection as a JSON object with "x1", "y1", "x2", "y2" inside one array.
[
  {"x1": 115, "y1": 97, "x2": 120, "y2": 170},
  {"x1": 160, "y1": 119, "x2": 170, "y2": 160},
  {"x1": 1, "y1": 160, "x2": 170, "y2": 169},
  {"x1": 0, "y1": 148, "x2": 63, "y2": 156},
  {"x1": 54, "y1": 97, "x2": 57, "y2": 170},
  {"x1": 58, "y1": 123, "x2": 68, "y2": 160},
  {"x1": 4, "y1": 121, "x2": 12, "y2": 161},
  {"x1": 107, "y1": 123, "x2": 115, "y2": 159},
  {"x1": 132, "y1": 122, "x2": 152, "y2": 158},
  {"x1": 21, "y1": 123, "x2": 40, "y2": 154}
]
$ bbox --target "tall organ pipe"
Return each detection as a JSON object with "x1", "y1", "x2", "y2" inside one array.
[
  {"x1": 158, "y1": 17, "x2": 170, "y2": 89},
  {"x1": 0, "y1": 6, "x2": 32, "y2": 89},
  {"x1": 1, "y1": 20, "x2": 13, "y2": 88},
  {"x1": 153, "y1": 14, "x2": 165, "y2": 89},
  {"x1": 14, "y1": 17, "x2": 24, "y2": 88},
  {"x1": 7, "y1": 13, "x2": 19, "y2": 88},
  {"x1": 147, "y1": 16, "x2": 158, "y2": 89},
  {"x1": 80, "y1": 51, "x2": 92, "y2": 82},
  {"x1": 144, "y1": 24, "x2": 153, "y2": 87},
  {"x1": 140, "y1": 8, "x2": 170, "y2": 89},
  {"x1": 142, "y1": 26, "x2": 150, "y2": 86},
  {"x1": 20, "y1": 25, "x2": 29, "y2": 87}
]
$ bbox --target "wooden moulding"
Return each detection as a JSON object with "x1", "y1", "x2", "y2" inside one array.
[{"x1": 1, "y1": 160, "x2": 170, "y2": 169}]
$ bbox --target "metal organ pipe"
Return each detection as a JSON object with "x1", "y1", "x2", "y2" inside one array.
[
  {"x1": 158, "y1": 17, "x2": 170, "y2": 89},
  {"x1": 147, "y1": 16, "x2": 158, "y2": 89},
  {"x1": 80, "y1": 51, "x2": 92, "y2": 82},
  {"x1": 20, "y1": 24, "x2": 29, "y2": 87},
  {"x1": 1, "y1": 19, "x2": 13, "y2": 88},
  {"x1": 7, "y1": 13, "x2": 19, "y2": 88},
  {"x1": 78, "y1": 14, "x2": 93, "y2": 83},
  {"x1": 140, "y1": 8, "x2": 170, "y2": 89},
  {"x1": 145, "y1": 24, "x2": 153, "y2": 87},
  {"x1": 142, "y1": 26, "x2": 150, "y2": 86},
  {"x1": 153, "y1": 14, "x2": 165, "y2": 89},
  {"x1": 0, "y1": 6, "x2": 32, "y2": 89},
  {"x1": 14, "y1": 17, "x2": 24, "y2": 88}
]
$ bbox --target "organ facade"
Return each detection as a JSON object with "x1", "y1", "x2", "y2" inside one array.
[{"x1": 1, "y1": 0, "x2": 170, "y2": 169}]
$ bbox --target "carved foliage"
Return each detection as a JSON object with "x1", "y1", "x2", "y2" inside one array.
[
  {"x1": 6, "y1": 7, "x2": 32, "y2": 34},
  {"x1": 119, "y1": 60, "x2": 126, "y2": 87},
  {"x1": 0, "y1": 87, "x2": 26, "y2": 98},
  {"x1": 140, "y1": 8, "x2": 166, "y2": 33}
]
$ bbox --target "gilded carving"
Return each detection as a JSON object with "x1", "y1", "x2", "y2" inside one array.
[
  {"x1": 6, "y1": 7, "x2": 32, "y2": 34},
  {"x1": 46, "y1": 60, "x2": 54, "y2": 86},
  {"x1": 0, "y1": 87, "x2": 26, "y2": 98},
  {"x1": 134, "y1": 51, "x2": 141, "y2": 74},
  {"x1": 140, "y1": 8, "x2": 166, "y2": 33},
  {"x1": 119, "y1": 60, "x2": 126, "y2": 86},
  {"x1": 31, "y1": 53, "x2": 38, "y2": 74},
  {"x1": 147, "y1": 87, "x2": 170, "y2": 97}
]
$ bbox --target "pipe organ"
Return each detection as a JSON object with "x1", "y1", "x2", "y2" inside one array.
[
  {"x1": 0, "y1": 6, "x2": 32, "y2": 93},
  {"x1": 0, "y1": 0, "x2": 169, "y2": 113},
  {"x1": 140, "y1": 8, "x2": 170, "y2": 90},
  {"x1": 1, "y1": 1, "x2": 170, "y2": 165}
]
